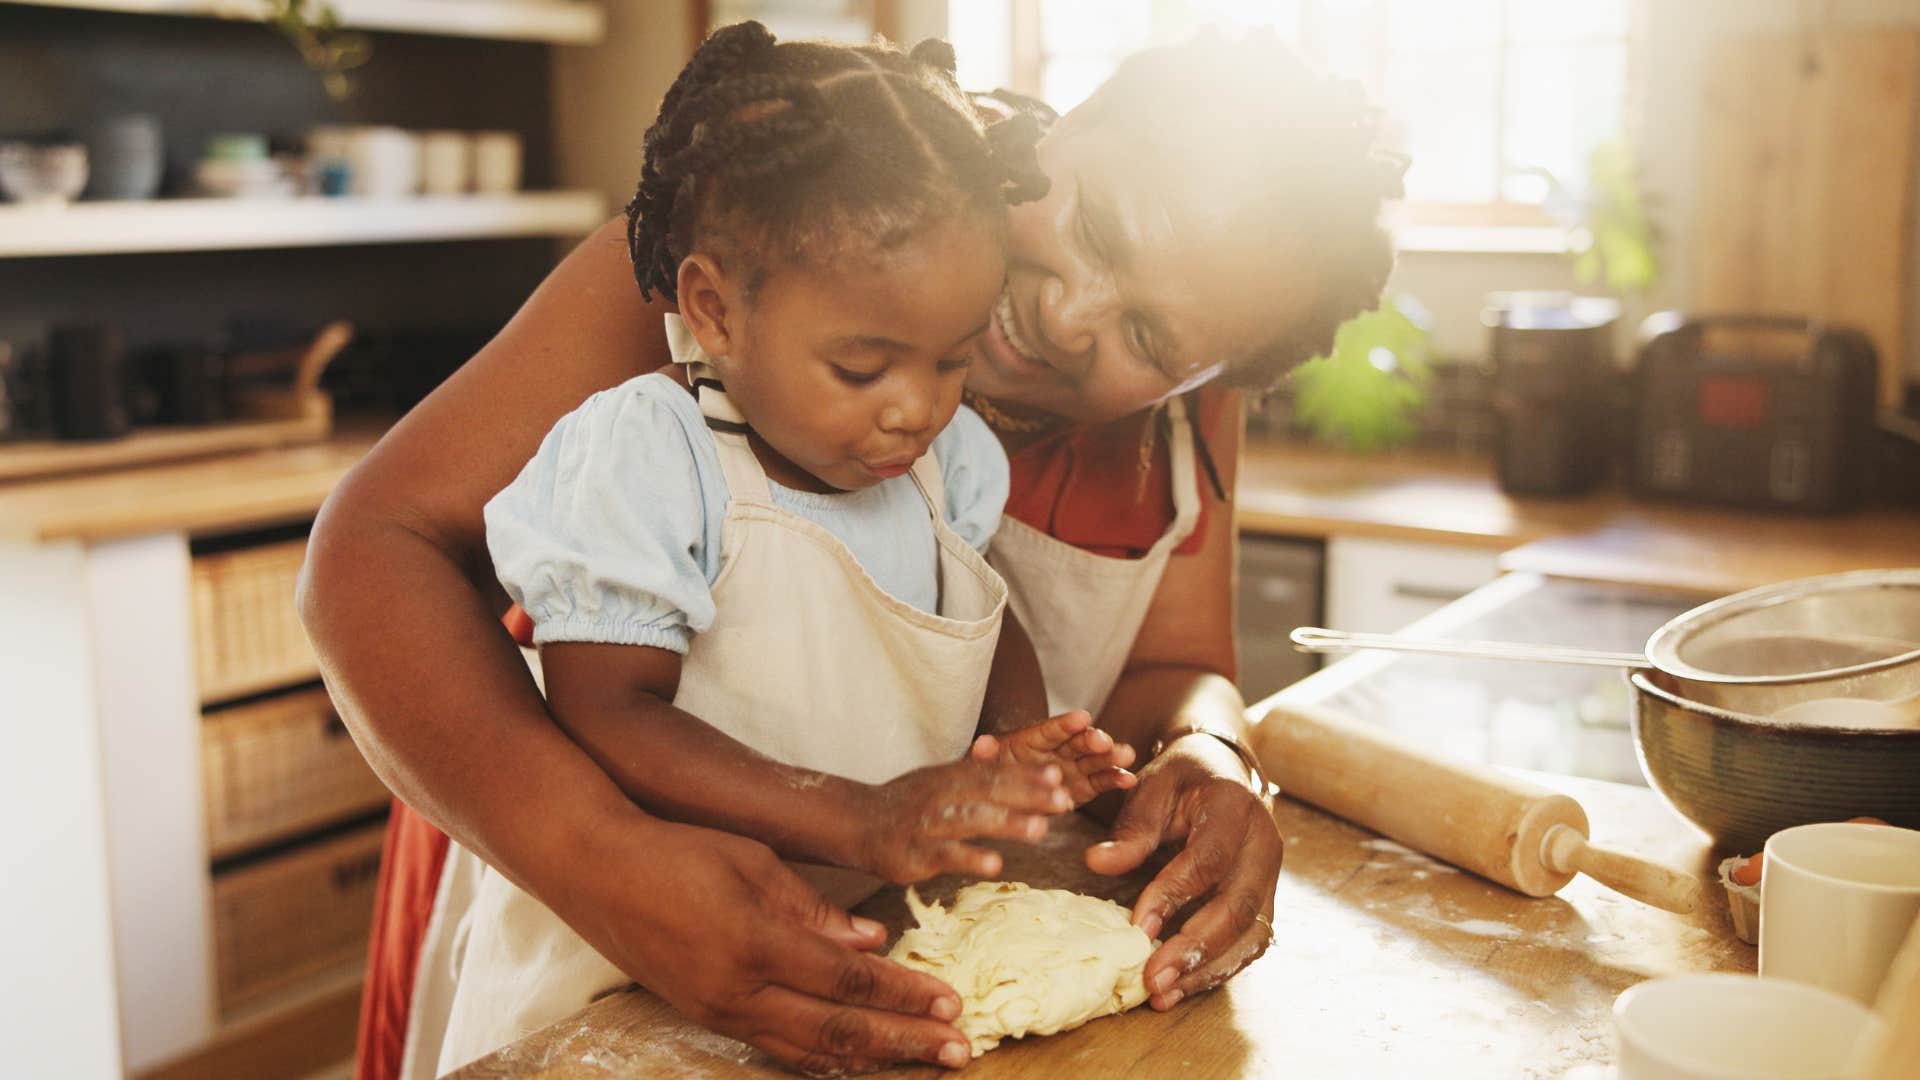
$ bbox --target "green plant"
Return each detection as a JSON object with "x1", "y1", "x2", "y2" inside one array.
[
  {"x1": 1288, "y1": 296, "x2": 1434, "y2": 453},
  {"x1": 1529, "y1": 137, "x2": 1661, "y2": 294},
  {"x1": 265, "y1": 0, "x2": 371, "y2": 102}
]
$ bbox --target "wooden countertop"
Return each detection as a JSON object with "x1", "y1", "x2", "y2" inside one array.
[
  {"x1": 452, "y1": 776, "x2": 1748, "y2": 1079},
  {"x1": 0, "y1": 428, "x2": 380, "y2": 544},
  {"x1": 1237, "y1": 440, "x2": 1920, "y2": 593},
  {"x1": 2, "y1": 431, "x2": 1912, "y2": 597}
]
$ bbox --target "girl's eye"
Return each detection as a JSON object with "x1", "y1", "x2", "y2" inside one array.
[
  {"x1": 936, "y1": 355, "x2": 973, "y2": 375},
  {"x1": 833, "y1": 366, "x2": 883, "y2": 386}
]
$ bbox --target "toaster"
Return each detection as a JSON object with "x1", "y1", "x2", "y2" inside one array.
[{"x1": 1630, "y1": 313, "x2": 1880, "y2": 513}]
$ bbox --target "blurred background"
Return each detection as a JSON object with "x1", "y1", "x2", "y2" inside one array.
[{"x1": 4, "y1": 1, "x2": 1920, "y2": 1077}]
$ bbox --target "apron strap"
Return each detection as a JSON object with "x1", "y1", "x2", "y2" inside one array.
[
  {"x1": 665, "y1": 315, "x2": 772, "y2": 502},
  {"x1": 1150, "y1": 396, "x2": 1202, "y2": 555}
]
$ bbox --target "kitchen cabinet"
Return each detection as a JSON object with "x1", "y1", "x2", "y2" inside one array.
[
  {"x1": 1323, "y1": 534, "x2": 1501, "y2": 634},
  {"x1": 1235, "y1": 536, "x2": 1324, "y2": 703}
]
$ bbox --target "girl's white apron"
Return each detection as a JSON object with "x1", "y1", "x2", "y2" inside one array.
[
  {"x1": 417, "y1": 318, "x2": 1008, "y2": 1074},
  {"x1": 402, "y1": 375, "x2": 1202, "y2": 1076}
]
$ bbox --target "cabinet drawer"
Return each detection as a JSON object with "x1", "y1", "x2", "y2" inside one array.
[
  {"x1": 211, "y1": 821, "x2": 384, "y2": 1017},
  {"x1": 191, "y1": 538, "x2": 318, "y2": 704},
  {"x1": 1325, "y1": 536, "x2": 1500, "y2": 634},
  {"x1": 203, "y1": 687, "x2": 391, "y2": 860}
]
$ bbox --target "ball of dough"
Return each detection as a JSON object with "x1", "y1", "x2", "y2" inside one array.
[{"x1": 888, "y1": 881, "x2": 1156, "y2": 1056}]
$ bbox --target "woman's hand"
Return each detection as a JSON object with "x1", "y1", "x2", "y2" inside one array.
[
  {"x1": 968, "y1": 709, "x2": 1137, "y2": 806},
  {"x1": 855, "y1": 758, "x2": 1071, "y2": 883},
  {"x1": 1083, "y1": 733, "x2": 1282, "y2": 1011},
  {"x1": 569, "y1": 813, "x2": 978, "y2": 1074}
]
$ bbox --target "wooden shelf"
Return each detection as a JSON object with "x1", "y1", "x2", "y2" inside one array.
[
  {"x1": 8, "y1": 0, "x2": 606, "y2": 44},
  {"x1": 0, "y1": 191, "x2": 608, "y2": 257}
]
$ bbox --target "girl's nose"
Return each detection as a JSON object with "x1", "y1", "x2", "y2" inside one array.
[{"x1": 878, "y1": 380, "x2": 937, "y2": 435}]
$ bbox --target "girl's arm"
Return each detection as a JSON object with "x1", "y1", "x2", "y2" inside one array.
[
  {"x1": 300, "y1": 218, "x2": 974, "y2": 1073},
  {"x1": 539, "y1": 641, "x2": 1070, "y2": 882},
  {"x1": 1079, "y1": 389, "x2": 1287, "y2": 1011}
]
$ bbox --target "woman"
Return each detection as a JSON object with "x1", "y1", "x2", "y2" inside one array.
[{"x1": 302, "y1": 28, "x2": 1402, "y2": 1078}]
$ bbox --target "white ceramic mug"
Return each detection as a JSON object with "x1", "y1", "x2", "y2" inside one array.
[
  {"x1": 1761, "y1": 823, "x2": 1920, "y2": 1005},
  {"x1": 418, "y1": 130, "x2": 472, "y2": 196},
  {"x1": 1613, "y1": 972, "x2": 1885, "y2": 1079},
  {"x1": 472, "y1": 131, "x2": 521, "y2": 194}
]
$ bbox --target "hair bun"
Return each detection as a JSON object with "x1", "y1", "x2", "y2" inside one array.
[
  {"x1": 706, "y1": 19, "x2": 778, "y2": 66},
  {"x1": 986, "y1": 111, "x2": 1049, "y2": 205},
  {"x1": 909, "y1": 38, "x2": 959, "y2": 81}
]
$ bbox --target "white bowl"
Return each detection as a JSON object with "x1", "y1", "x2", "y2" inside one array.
[
  {"x1": 0, "y1": 142, "x2": 89, "y2": 205},
  {"x1": 1613, "y1": 972, "x2": 1885, "y2": 1079}
]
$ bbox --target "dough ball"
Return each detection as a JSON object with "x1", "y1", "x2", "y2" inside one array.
[{"x1": 887, "y1": 881, "x2": 1156, "y2": 1056}]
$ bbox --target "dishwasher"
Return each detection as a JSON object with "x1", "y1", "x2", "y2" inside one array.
[{"x1": 1236, "y1": 536, "x2": 1325, "y2": 704}]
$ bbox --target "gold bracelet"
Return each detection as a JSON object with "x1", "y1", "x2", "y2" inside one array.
[{"x1": 1150, "y1": 725, "x2": 1278, "y2": 803}]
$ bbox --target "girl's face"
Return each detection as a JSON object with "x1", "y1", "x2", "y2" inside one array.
[
  {"x1": 682, "y1": 217, "x2": 1006, "y2": 493},
  {"x1": 965, "y1": 107, "x2": 1326, "y2": 425}
]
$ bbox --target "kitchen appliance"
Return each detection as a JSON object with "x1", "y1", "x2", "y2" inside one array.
[
  {"x1": 1235, "y1": 537, "x2": 1323, "y2": 702},
  {"x1": 1630, "y1": 312, "x2": 1880, "y2": 512},
  {"x1": 1483, "y1": 292, "x2": 1620, "y2": 497}
]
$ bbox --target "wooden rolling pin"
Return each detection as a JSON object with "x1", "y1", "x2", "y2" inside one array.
[{"x1": 1251, "y1": 702, "x2": 1704, "y2": 915}]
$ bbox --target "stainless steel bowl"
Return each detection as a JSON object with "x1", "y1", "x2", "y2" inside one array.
[
  {"x1": 1631, "y1": 667, "x2": 1920, "y2": 853},
  {"x1": 1648, "y1": 569, "x2": 1920, "y2": 717}
]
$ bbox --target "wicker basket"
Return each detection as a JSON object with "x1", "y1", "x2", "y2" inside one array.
[
  {"x1": 191, "y1": 538, "x2": 319, "y2": 704},
  {"x1": 203, "y1": 687, "x2": 391, "y2": 860},
  {"x1": 210, "y1": 821, "x2": 385, "y2": 1016}
]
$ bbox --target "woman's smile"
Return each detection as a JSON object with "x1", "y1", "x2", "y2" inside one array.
[{"x1": 985, "y1": 287, "x2": 1058, "y2": 383}]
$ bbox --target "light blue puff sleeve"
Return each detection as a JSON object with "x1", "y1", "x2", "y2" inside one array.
[
  {"x1": 932, "y1": 404, "x2": 1009, "y2": 554},
  {"x1": 483, "y1": 375, "x2": 725, "y2": 652}
]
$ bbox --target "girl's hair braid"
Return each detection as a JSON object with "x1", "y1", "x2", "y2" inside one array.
[{"x1": 625, "y1": 22, "x2": 1050, "y2": 304}]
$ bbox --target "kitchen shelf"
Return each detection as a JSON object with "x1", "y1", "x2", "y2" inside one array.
[
  {"x1": 0, "y1": 191, "x2": 608, "y2": 256},
  {"x1": 6, "y1": 0, "x2": 606, "y2": 44}
]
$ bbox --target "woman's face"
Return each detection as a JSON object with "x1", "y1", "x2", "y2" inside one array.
[{"x1": 965, "y1": 106, "x2": 1324, "y2": 426}]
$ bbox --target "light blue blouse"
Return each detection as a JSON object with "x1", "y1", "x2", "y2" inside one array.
[{"x1": 484, "y1": 372, "x2": 1008, "y2": 653}]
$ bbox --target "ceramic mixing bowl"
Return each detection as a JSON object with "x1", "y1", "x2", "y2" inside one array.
[
  {"x1": 1632, "y1": 667, "x2": 1920, "y2": 853},
  {"x1": 0, "y1": 142, "x2": 89, "y2": 205}
]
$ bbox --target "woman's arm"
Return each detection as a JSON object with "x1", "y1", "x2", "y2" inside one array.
[
  {"x1": 300, "y1": 219, "x2": 974, "y2": 1073},
  {"x1": 1081, "y1": 389, "x2": 1286, "y2": 1011}
]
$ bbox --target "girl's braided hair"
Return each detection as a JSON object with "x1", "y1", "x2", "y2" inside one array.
[
  {"x1": 626, "y1": 21, "x2": 1050, "y2": 303},
  {"x1": 1069, "y1": 28, "x2": 1408, "y2": 392}
]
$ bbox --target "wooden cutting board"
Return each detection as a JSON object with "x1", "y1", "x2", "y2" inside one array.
[{"x1": 1693, "y1": 28, "x2": 1920, "y2": 407}]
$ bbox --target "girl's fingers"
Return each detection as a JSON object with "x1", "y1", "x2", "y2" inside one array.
[
  {"x1": 1083, "y1": 767, "x2": 1137, "y2": 796},
  {"x1": 1062, "y1": 726, "x2": 1116, "y2": 760},
  {"x1": 931, "y1": 840, "x2": 1002, "y2": 878},
  {"x1": 968, "y1": 733, "x2": 1001, "y2": 762},
  {"x1": 983, "y1": 763, "x2": 1070, "y2": 813},
  {"x1": 1008, "y1": 710, "x2": 1093, "y2": 757}
]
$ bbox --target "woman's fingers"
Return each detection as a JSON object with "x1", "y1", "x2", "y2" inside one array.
[
  {"x1": 772, "y1": 927, "x2": 965, "y2": 1023},
  {"x1": 745, "y1": 987, "x2": 973, "y2": 1073},
  {"x1": 1085, "y1": 765, "x2": 1178, "y2": 878}
]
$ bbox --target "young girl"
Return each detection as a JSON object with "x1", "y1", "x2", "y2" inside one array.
[{"x1": 431, "y1": 23, "x2": 1135, "y2": 1071}]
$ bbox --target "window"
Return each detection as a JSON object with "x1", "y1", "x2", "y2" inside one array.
[{"x1": 949, "y1": 0, "x2": 1634, "y2": 222}]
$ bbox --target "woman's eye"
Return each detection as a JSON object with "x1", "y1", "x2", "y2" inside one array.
[{"x1": 833, "y1": 366, "x2": 883, "y2": 386}]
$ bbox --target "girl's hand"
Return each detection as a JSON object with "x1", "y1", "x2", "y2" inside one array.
[
  {"x1": 970, "y1": 709, "x2": 1138, "y2": 806},
  {"x1": 856, "y1": 759, "x2": 1072, "y2": 883}
]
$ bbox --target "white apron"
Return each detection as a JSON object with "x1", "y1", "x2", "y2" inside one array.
[
  {"x1": 988, "y1": 397, "x2": 1201, "y2": 717},
  {"x1": 426, "y1": 328, "x2": 1008, "y2": 1074}
]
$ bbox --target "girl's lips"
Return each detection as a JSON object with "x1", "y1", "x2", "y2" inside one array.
[{"x1": 862, "y1": 459, "x2": 915, "y2": 479}]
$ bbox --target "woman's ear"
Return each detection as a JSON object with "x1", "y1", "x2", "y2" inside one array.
[{"x1": 675, "y1": 253, "x2": 737, "y2": 359}]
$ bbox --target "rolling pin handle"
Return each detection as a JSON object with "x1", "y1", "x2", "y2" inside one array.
[{"x1": 1540, "y1": 824, "x2": 1704, "y2": 916}]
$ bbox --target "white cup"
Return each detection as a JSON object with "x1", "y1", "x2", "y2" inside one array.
[
  {"x1": 1761, "y1": 823, "x2": 1920, "y2": 1005},
  {"x1": 348, "y1": 126, "x2": 420, "y2": 198},
  {"x1": 418, "y1": 130, "x2": 472, "y2": 196},
  {"x1": 1613, "y1": 972, "x2": 1885, "y2": 1079},
  {"x1": 472, "y1": 131, "x2": 522, "y2": 194}
]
